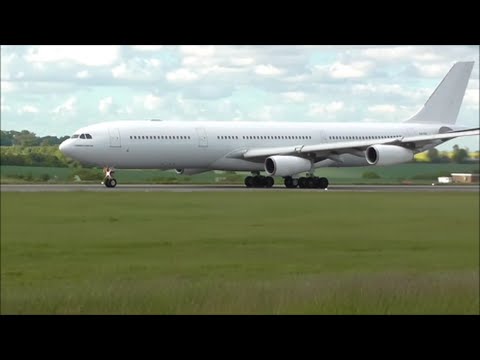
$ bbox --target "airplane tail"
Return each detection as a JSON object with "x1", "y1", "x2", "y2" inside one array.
[{"x1": 406, "y1": 61, "x2": 474, "y2": 125}]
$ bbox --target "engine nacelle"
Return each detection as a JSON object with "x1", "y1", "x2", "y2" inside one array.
[
  {"x1": 264, "y1": 156, "x2": 312, "y2": 177},
  {"x1": 175, "y1": 168, "x2": 209, "y2": 176},
  {"x1": 366, "y1": 145, "x2": 414, "y2": 166}
]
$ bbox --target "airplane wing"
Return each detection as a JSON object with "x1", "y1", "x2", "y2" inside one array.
[{"x1": 239, "y1": 128, "x2": 480, "y2": 161}]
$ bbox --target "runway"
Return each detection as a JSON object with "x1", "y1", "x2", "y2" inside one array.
[{"x1": 1, "y1": 184, "x2": 479, "y2": 192}]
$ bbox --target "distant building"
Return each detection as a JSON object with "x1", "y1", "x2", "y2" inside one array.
[
  {"x1": 438, "y1": 177, "x2": 452, "y2": 184},
  {"x1": 450, "y1": 173, "x2": 480, "y2": 183}
]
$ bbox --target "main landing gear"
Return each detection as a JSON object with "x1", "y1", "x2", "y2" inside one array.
[
  {"x1": 284, "y1": 176, "x2": 329, "y2": 189},
  {"x1": 102, "y1": 167, "x2": 117, "y2": 188},
  {"x1": 243, "y1": 174, "x2": 329, "y2": 189},
  {"x1": 244, "y1": 175, "x2": 274, "y2": 188}
]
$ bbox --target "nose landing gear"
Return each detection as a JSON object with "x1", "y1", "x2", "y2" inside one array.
[{"x1": 102, "y1": 167, "x2": 117, "y2": 188}]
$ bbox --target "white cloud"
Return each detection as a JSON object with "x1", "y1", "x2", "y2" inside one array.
[
  {"x1": 368, "y1": 104, "x2": 397, "y2": 113},
  {"x1": 1, "y1": 52, "x2": 16, "y2": 80},
  {"x1": 1, "y1": 81, "x2": 15, "y2": 93},
  {"x1": 328, "y1": 61, "x2": 373, "y2": 79},
  {"x1": 146, "y1": 58, "x2": 161, "y2": 67},
  {"x1": 118, "y1": 106, "x2": 133, "y2": 115},
  {"x1": 254, "y1": 64, "x2": 284, "y2": 76},
  {"x1": 175, "y1": 94, "x2": 198, "y2": 115},
  {"x1": 25, "y1": 46, "x2": 120, "y2": 66},
  {"x1": 182, "y1": 56, "x2": 217, "y2": 67},
  {"x1": 362, "y1": 46, "x2": 442, "y2": 62},
  {"x1": 99, "y1": 97, "x2": 113, "y2": 114},
  {"x1": 353, "y1": 83, "x2": 402, "y2": 94},
  {"x1": 413, "y1": 63, "x2": 451, "y2": 77},
  {"x1": 111, "y1": 58, "x2": 161, "y2": 81},
  {"x1": 257, "y1": 106, "x2": 275, "y2": 121},
  {"x1": 131, "y1": 46, "x2": 163, "y2": 51},
  {"x1": 352, "y1": 83, "x2": 432, "y2": 103},
  {"x1": 138, "y1": 94, "x2": 163, "y2": 111},
  {"x1": 144, "y1": 94, "x2": 162, "y2": 110},
  {"x1": 283, "y1": 92, "x2": 306, "y2": 103},
  {"x1": 52, "y1": 97, "x2": 76, "y2": 115},
  {"x1": 231, "y1": 57, "x2": 254, "y2": 66},
  {"x1": 18, "y1": 105, "x2": 39, "y2": 114},
  {"x1": 464, "y1": 88, "x2": 479, "y2": 109},
  {"x1": 1, "y1": 97, "x2": 11, "y2": 112},
  {"x1": 179, "y1": 45, "x2": 215, "y2": 57},
  {"x1": 326, "y1": 101, "x2": 344, "y2": 112},
  {"x1": 166, "y1": 68, "x2": 199, "y2": 83},
  {"x1": 76, "y1": 70, "x2": 90, "y2": 79},
  {"x1": 308, "y1": 101, "x2": 344, "y2": 116},
  {"x1": 112, "y1": 63, "x2": 128, "y2": 78}
]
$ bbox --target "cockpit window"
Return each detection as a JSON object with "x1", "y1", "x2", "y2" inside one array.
[
  {"x1": 71, "y1": 134, "x2": 79, "y2": 139},
  {"x1": 80, "y1": 134, "x2": 86, "y2": 139},
  {"x1": 85, "y1": 134, "x2": 92, "y2": 139}
]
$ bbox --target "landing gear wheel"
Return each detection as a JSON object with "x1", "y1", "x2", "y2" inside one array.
[
  {"x1": 265, "y1": 177, "x2": 274, "y2": 188},
  {"x1": 245, "y1": 176, "x2": 254, "y2": 188},
  {"x1": 284, "y1": 177, "x2": 293, "y2": 188},
  {"x1": 298, "y1": 177, "x2": 307, "y2": 189},
  {"x1": 105, "y1": 178, "x2": 117, "y2": 188},
  {"x1": 307, "y1": 177, "x2": 316, "y2": 188},
  {"x1": 255, "y1": 176, "x2": 266, "y2": 188},
  {"x1": 319, "y1": 177, "x2": 328, "y2": 189},
  {"x1": 285, "y1": 177, "x2": 299, "y2": 188}
]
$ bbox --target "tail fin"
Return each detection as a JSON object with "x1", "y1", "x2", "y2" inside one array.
[{"x1": 406, "y1": 61, "x2": 474, "y2": 124}]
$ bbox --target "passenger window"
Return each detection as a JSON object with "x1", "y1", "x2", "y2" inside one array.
[
  {"x1": 86, "y1": 134, "x2": 92, "y2": 139},
  {"x1": 80, "y1": 134, "x2": 85, "y2": 139}
]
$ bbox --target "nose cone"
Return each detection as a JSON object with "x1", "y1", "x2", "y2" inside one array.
[{"x1": 59, "y1": 139, "x2": 71, "y2": 156}]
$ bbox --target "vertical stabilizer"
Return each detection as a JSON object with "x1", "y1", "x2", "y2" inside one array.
[{"x1": 406, "y1": 61, "x2": 474, "y2": 124}]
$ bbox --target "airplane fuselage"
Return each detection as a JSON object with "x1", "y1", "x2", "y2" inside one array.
[{"x1": 59, "y1": 120, "x2": 460, "y2": 171}]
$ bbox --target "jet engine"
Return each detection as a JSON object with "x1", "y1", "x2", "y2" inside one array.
[
  {"x1": 264, "y1": 156, "x2": 312, "y2": 177},
  {"x1": 366, "y1": 145, "x2": 414, "y2": 166}
]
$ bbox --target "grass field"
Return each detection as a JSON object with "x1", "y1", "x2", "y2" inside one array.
[
  {"x1": 1, "y1": 192, "x2": 479, "y2": 314},
  {"x1": 1, "y1": 163, "x2": 479, "y2": 184}
]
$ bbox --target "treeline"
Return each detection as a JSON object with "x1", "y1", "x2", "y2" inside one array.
[
  {"x1": 1, "y1": 130, "x2": 69, "y2": 147},
  {"x1": 1, "y1": 146, "x2": 80, "y2": 168},
  {"x1": 415, "y1": 145, "x2": 479, "y2": 163}
]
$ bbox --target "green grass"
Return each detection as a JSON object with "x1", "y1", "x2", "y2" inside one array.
[{"x1": 1, "y1": 192, "x2": 479, "y2": 314}]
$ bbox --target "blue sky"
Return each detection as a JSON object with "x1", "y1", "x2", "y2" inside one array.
[{"x1": 1, "y1": 45, "x2": 479, "y2": 150}]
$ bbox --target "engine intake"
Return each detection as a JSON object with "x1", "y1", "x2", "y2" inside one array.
[
  {"x1": 366, "y1": 145, "x2": 414, "y2": 166},
  {"x1": 265, "y1": 156, "x2": 312, "y2": 177}
]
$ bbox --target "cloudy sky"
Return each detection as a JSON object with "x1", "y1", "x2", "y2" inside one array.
[{"x1": 1, "y1": 45, "x2": 479, "y2": 150}]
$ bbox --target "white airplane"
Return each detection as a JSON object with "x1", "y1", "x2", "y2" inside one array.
[{"x1": 60, "y1": 61, "x2": 479, "y2": 189}]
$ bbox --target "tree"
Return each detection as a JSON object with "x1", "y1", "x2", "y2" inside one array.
[
  {"x1": 0, "y1": 130, "x2": 13, "y2": 146},
  {"x1": 13, "y1": 130, "x2": 40, "y2": 146},
  {"x1": 427, "y1": 148, "x2": 440, "y2": 163},
  {"x1": 451, "y1": 144, "x2": 469, "y2": 163}
]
